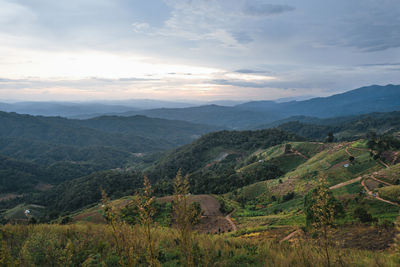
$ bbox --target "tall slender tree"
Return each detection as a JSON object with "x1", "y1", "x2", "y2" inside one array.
[
  {"x1": 173, "y1": 170, "x2": 194, "y2": 267},
  {"x1": 135, "y1": 176, "x2": 160, "y2": 267}
]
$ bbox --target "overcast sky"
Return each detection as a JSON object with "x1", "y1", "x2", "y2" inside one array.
[{"x1": 0, "y1": 0, "x2": 399, "y2": 101}]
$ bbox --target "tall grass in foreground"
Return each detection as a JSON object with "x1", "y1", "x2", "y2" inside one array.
[{"x1": 0, "y1": 223, "x2": 399, "y2": 266}]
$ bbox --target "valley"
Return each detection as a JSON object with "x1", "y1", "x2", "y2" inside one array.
[{"x1": 1, "y1": 85, "x2": 400, "y2": 266}]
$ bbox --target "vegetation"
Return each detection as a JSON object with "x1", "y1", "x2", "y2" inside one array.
[
  {"x1": 0, "y1": 111, "x2": 216, "y2": 199},
  {"x1": 1, "y1": 106, "x2": 400, "y2": 266},
  {"x1": 0, "y1": 223, "x2": 399, "y2": 266},
  {"x1": 377, "y1": 185, "x2": 400, "y2": 204},
  {"x1": 259, "y1": 110, "x2": 400, "y2": 141},
  {"x1": 147, "y1": 129, "x2": 301, "y2": 195}
]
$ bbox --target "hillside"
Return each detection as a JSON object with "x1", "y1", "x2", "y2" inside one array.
[
  {"x1": 218, "y1": 140, "x2": 399, "y2": 247},
  {"x1": 253, "y1": 111, "x2": 400, "y2": 141},
  {"x1": 74, "y1": 115, "x2": 218, "y2": 145},
  {"x1": 0, "y1": 111, "x2": 217, "y2": 206},
  {"x1": 145, "y1": 129, "x2": 302, "y2": 194},
  {"x1": 0, "y1": 111, "x2": 215, "y2": 150},
  {"x1": 0, "y1": 155, "x2": 48, "y2": 194},
  {"x1": 64, "y1": 138, "x2": 400, "y2": 252},
  {"x1": 0, "y1": 128, "x2": 299, "y2": 218},
  {"x1": 2, "y1": 129, "x2": 400, "y2": 265}
]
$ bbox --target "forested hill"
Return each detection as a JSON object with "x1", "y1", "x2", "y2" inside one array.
[
  {"x1": 0, "y1": 111, "x2": 217, "y2": 199},
  {"x1": 73, "y1": 115, "x2": 219, "y2": 145},
  {"x1": 145, "y1": 129, "x2": 302, "y2": 195},
  {"x1": 0, "y1": 112, "x2": 217, "y2": 150},
  {"x1": 0, "y1": 155, "x2": 48, "y2": 194},
  {"x1": 256, "y1": 111, "x2": 400, "y2": 141},
  {"x1": 22, "y1": 128, "x2": 301, "y2": 216}
]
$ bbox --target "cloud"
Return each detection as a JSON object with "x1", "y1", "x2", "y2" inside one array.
[
  {"x1": 358, "y1": 62, "x2": 400, "y2": 67},
  {"x1": 234, "y1": 69, "x2": 269, "y2": 74},
  {"x1": 243, "y1": 2, "x2": 295, "y2": 16},
  {"x1": 232, "y1": 32, "x2": 253, "y2": 44},
  {"x1": 132, "y1": 22, "x2": 150, "y2": 33},
  {"x1": 0, "y1": 0, "x2": 400, "y2": 101},
  {"x1": 0, "y1": 76, "x2": 159, "y2": 90}
]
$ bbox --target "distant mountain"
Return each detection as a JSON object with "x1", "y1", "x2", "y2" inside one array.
[
  {"x1": 74, "y1": 115, "x2": 218, "y2": 145},
  {"x1": 96, "y1": 99, "x2": 197, "y2": 109},
  {"x1": 122, "y1": 105, "x2": 280, "y2": 129},
  {"x1": 0, "y1": 102, "x2": 140, "y2": 117},
  {"x1": 119, "y1": 84, "x2": 400, "y2": 129},
  {"x1": 238, "y1": 84, "x2": 400, "y2": 118}
]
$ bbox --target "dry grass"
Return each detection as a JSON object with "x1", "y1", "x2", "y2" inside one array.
[{"x1": 1, "y1": 223, "x2": 399, "y2": 266}]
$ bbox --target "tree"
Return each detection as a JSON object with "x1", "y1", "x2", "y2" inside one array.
[
  {"x1": 0, "y1": 240, "x2": 13, "y2": 267},
  {"x1": 284, "y1": 143, "x2": 292, "y2": 154},
  {"x1": 326, "y1": 132, "x2": 334, "y2": 143},
  {"x1": 353, "y1": 207, "x2": 373, "y2": 223},
  {"x1": 173, "y1": 170, "x2": 194, "y2": 267},
  {"x1": 135, "y1": 176, "x2": 160, "y2": 267},
  {"x1": 304, "y1": 176, "x2": 343, "y2": 267},
  {"x1": 188, "y1": 202, "x2": 203, "y2": 225}
]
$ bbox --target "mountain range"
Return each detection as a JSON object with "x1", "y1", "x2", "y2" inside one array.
[
  {"x1": 119, "y1": 84, "x2": 400, "y2": 129},
  {"x1": 1, "y1": 85, "x2": 399, "y2": 129}
]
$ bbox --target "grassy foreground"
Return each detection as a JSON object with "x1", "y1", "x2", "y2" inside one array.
[{"x1": 1, "y1": 223, "x2": 399, "y2": 267}]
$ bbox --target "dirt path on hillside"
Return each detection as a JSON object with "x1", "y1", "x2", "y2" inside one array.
[
  {"x1": 345, "y1": 147, "x2": 353, "y2": 157},
  {"x1": 361, "y1": 179, "x2": 399, "y2": 207},
  {"x1": 370, "y1": 175, "x2": 393, "y2": 186},
  {"x1": 392, "y1": 152, "x2": 400, "y2": 164},
  {"x1": 0, "y1": 193, "x2": 22, "y2": 202},
  {"x1": 292, "y1": 150, "x2": 308, "y2": 159},
  {"x1": 158, "y1": 194, "x2": 237, "y2": 233},
  {"x1": 225, "y1": 209, "x2": 237, "y2": 232},
  {"x1": 378, "y1": 159, "x2": 390, "y2": 168},
  {"x1": 347, "y1": 145, "x2": 389, "y2": 168},
  {"x1": 329, "y1": 176, "x2": 362, "y2": 190},
  {"x1": 280, "y1": 229, "x2": 302, "y2": 243}
]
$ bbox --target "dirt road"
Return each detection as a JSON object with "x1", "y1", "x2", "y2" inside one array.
[
  {"x1": 225, "y1": 210, "x2": 237, "y2": 231},
  {"x1": 329, "y1": 176, "x2": 362, "y2": 190},
  {"x1": 370, "y1": 175, "x2": 393, "y2": 186},
  {"x1": 280, "y1": 229, "x2": 302, "y2": 243},
  {"x1": 361, "y1": 179, "x2": 399, "y2": 207}
]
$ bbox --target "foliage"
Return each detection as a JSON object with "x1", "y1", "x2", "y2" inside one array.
[
  {"x1": 353, "y1": 207, "x2": 374, "y2": 223},
  {"x1": 307, "y1": 177, "x2": 337, "y2": 267},
  {"x1": 0, "y1": 110, "x2": 216, "y2": 198},
  {"x1": 36, "y1": 170, "x2": 143, "y2": 219},
  {"x1": 134, "y1": 177, "x2": 160, "y2": 266},
  {"x1": 377, "y1": 185, "x2": 400, "y2": 204},
  {"x1": 272, "y1": 110, "x2": 400, "y2": 141},
  {"x1": 0, "y1": 223, "x2": 399, "y2": 266},
  {"x1": 304, "y1": 180, "x2": 344, "y2": 227},
  {"x1": 173, "y1": 170, "x2": 194, "y2": 267}
]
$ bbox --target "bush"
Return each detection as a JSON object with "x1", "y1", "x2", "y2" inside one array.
[
  {"x1": 282, "y1": 192, "x2": 295, "y2": 202},
  {"x1": 353, "y1": 207, "x2": 373, "y2": 223}
]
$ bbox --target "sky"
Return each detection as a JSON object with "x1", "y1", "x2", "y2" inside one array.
[{"x1": 0, "y1": 0, "x2": 399, "y2": 102}]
